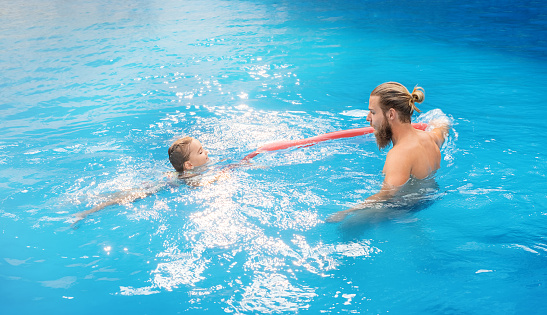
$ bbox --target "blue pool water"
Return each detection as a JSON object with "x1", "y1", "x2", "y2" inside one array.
[{"x1": 1, "y1": 0, "x2": 547, "y2": 314}]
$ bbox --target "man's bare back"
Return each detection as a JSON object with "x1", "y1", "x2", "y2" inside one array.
[{"x1": 384, "y1": 125, "x2": 445, "y2": 184}]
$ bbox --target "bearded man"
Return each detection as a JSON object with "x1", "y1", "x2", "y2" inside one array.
[{"x1": 327, "y1": 82, "x2": 450, "y2": 223}]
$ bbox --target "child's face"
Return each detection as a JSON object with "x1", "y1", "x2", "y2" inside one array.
[{"x1": 186, "y1": 139, "x2": 209, "y2": 169}]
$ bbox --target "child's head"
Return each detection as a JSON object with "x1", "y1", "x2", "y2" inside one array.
[{"x1": 168, "y1": 137, "x2": 209, "y2": 172}]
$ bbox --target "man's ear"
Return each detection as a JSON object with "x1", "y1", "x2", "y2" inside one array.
[
  {"x1": 184, "y1": 161, "x2": 193, "y2": 170},
  {"x1": 387, "y1": 108, "x2": 397, "y2": 121}
]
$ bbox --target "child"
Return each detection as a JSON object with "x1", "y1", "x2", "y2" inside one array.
[{"x1": 71, "y1": 137, "x2": 213, "y2": 226}]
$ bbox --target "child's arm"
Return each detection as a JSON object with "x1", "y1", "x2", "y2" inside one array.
[
  {"x1": 71, "y1": 182, "x2": 167, "y2": 226},
  {"x1": 190, "y1": 161, "x2": 266, "y2": 186}
]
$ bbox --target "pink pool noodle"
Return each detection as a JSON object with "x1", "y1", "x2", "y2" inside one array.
[{"x1": 242, "y1": 123, "x2": 428, "y2": 161}]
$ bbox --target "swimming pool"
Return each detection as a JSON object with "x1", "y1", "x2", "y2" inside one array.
[{"x1": 1, "y1": 0, "x2": 547, "y2": 313}]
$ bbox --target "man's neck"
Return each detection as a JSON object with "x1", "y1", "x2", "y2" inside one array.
[{"x1": 390, "y1": 121, "x2": 416, "y2": 146}]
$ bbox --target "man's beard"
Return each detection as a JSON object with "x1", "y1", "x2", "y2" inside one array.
[{"x1": 374, "y1": 119, "x2": 393, "y2": 150}]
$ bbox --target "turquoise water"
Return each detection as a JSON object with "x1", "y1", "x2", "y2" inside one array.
[{"x1": 1, "y1": 0, "x2": 547, "y2": 314}]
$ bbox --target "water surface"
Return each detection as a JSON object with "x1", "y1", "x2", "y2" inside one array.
[{"x1": 1, "y1": 0, "x2": 547, "y2": 314}]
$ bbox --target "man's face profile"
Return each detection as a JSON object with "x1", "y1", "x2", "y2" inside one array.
[
  {"x1": 374, "y1": 115, "x2": 393, "y2": 150},
  {"x1": 367, "y1": 96, "x2": 393, "y2": 150}
]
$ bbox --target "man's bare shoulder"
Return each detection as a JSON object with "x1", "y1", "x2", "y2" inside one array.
[
  {"x1": 383, "y1": 146, "x2": 412, "y2": 186},
  {"x1": 386, "y1": 143, "x2": 409, "y2": 157},
  {"x1": 385, "y1": 145, "x2": 413, "y2": 168},
  {"x1": 418, "y1": 129, "x2": 435, "y2": 142},
  {"x1": 392, "y1": 131, "x2": 428, "y2": 153}
]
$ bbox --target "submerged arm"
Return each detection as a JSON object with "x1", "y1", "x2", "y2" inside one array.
[
  {"x1": 189, "y1": 161, "x2": 266, "y2": 186},
  {"x1": 325, "y1": 182, "x2": 400, "y2": 223},
  {"x1": 72, "y1": 182, "x2": 168, "y2": 226},
  {"x1": 326, "y1": 150, "x2": 409, "y2": 223}
]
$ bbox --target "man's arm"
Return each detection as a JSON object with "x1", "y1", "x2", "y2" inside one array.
[
  {"x1": 325, "y1": 183, "x2": 398, "y2": 223},
  {"x1": 326, "y1": 151, "x2": 410, "y2": 223},
  {"x1": 428, "y1": 117, "x2": 451, "y2": 148}
]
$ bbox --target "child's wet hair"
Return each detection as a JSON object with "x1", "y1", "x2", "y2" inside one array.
[{"x1": 168, "y1": 136, "x2": 193, "y2": 172}]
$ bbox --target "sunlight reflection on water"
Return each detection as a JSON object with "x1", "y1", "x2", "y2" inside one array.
[
  {"x1": 4, "y1": 0, "x2": 546, "y2": 313},
  {"x1": 89, "y1": 106, "x2": 446, "y2": 313}
]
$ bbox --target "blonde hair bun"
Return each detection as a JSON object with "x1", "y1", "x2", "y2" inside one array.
[{"x1": 411, "y1": 86, "x2": 425, "y2": 104}]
